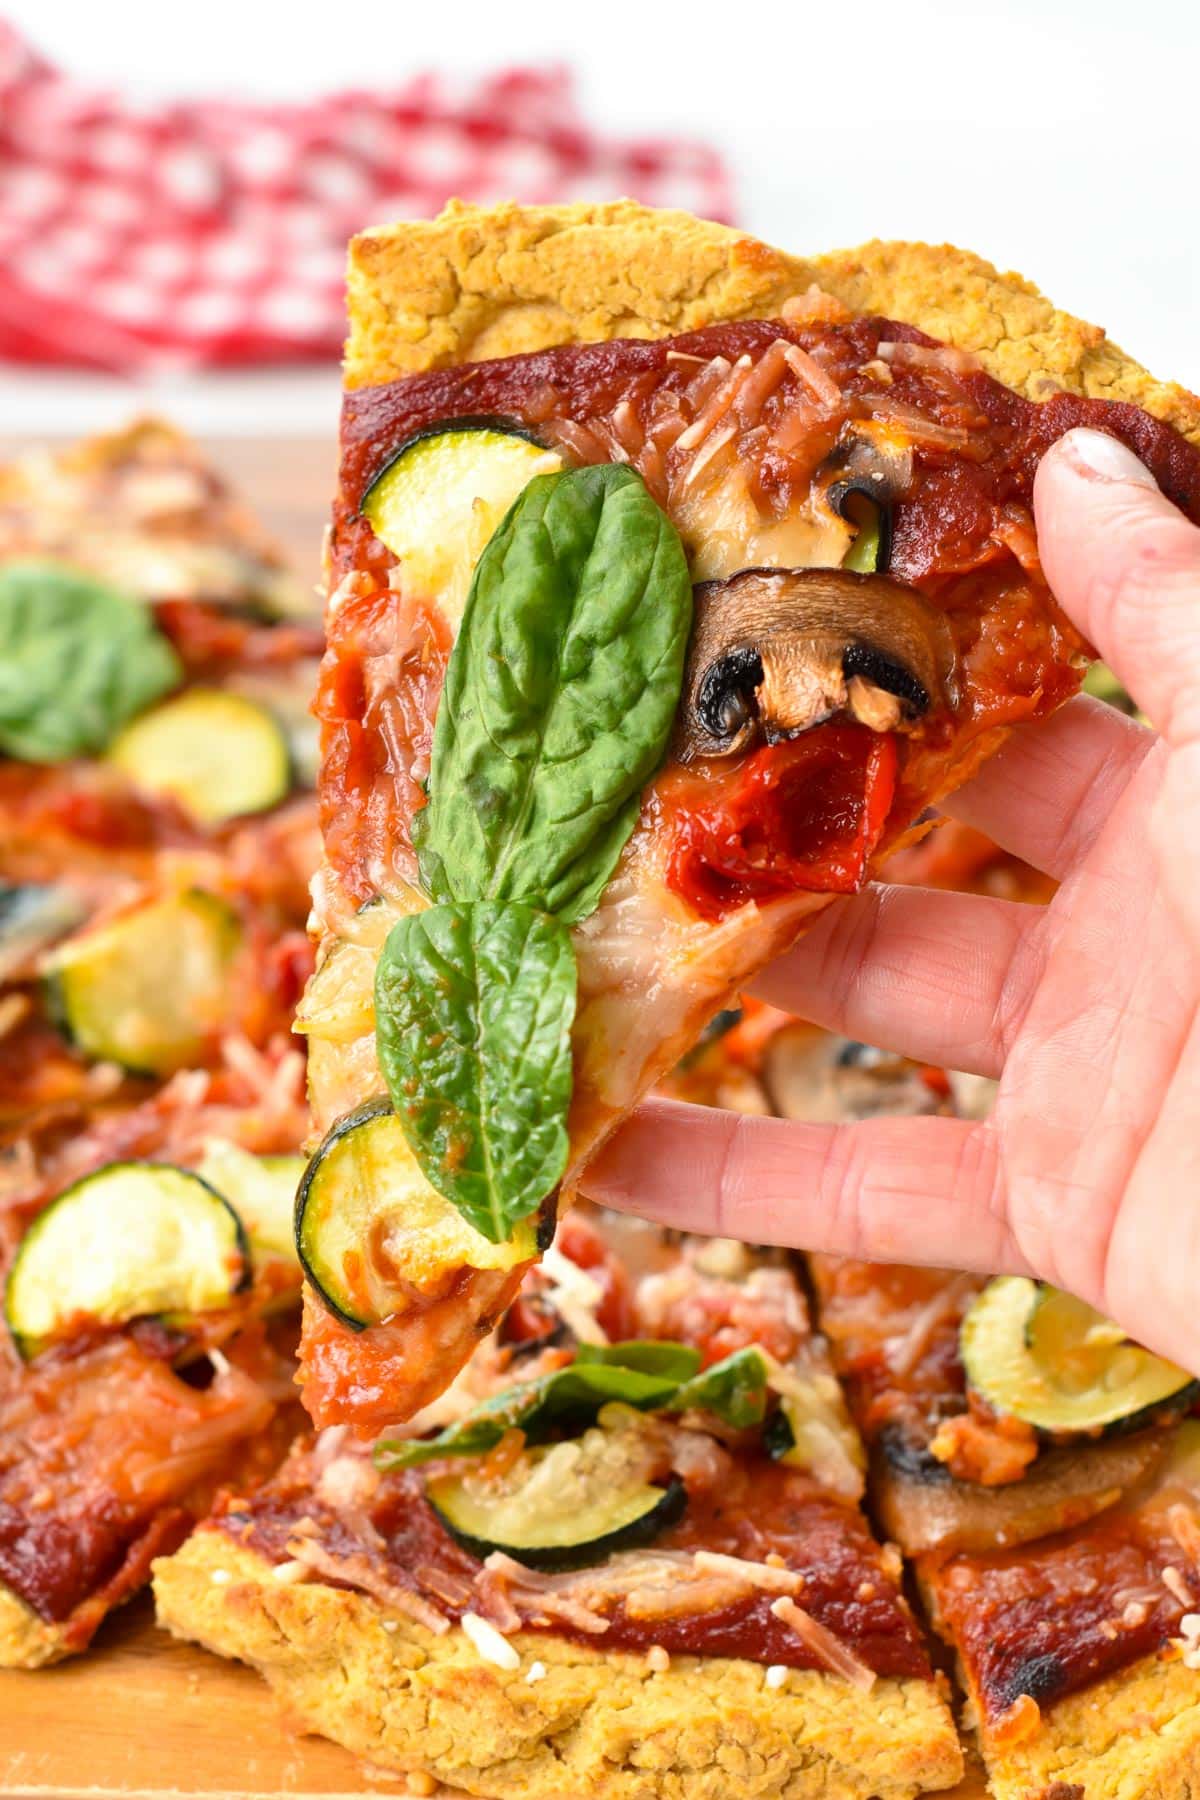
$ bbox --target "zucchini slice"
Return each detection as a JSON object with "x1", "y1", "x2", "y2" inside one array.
[
  {"x1": 426, "y1": 1428, "x2": 686, "y2": 1571},
  {"x1": 294, "y1": 893, "x2": 421, "y2": 1048},
  {"x1": 960, "y1": 1276, "x2": 1196, "y2": 1435},
  {"x1": 766, "y1": 1368, "x2": 867, "y2": 1500},
  {"x1": 196, "y1": 1138, "x2": 305, "y2": 1268},
  {"x1": 43, "y1": 888, "x2": 240, "y2": 1074},
  {"x1": 4, "y1": 1162, "x2": 247, "y2": 1357},
  {"x1": 296, "y1": 1098, "x2": 537, "y2": 1330},
  {"x1": 107, "y1": 688, "x2": 292, "y2": 825},
  {"x1": 840, "y1": 492, "x2": 886, "y2": 574},
  {"x1": 360, "y1": 421, "x2": 564, "y2": 632}
]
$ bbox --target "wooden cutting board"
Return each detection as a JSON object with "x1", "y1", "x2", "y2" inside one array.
[{"x1": 0, "y1": 1597, "x2": 988, "y2": 1800}]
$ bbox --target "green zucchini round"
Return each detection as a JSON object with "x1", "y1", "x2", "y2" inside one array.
[
  {"x1": 196, "y1": 1139, "x2": 305, "y2": 1269},
  {"x1": 359, "y1": 420, "x2": 564, "y2": 632},
  {"x1": 4, "y1": 1161, "x2": 248, "y2": 1358},
  {"x1": 960, "y1": 1276, "x2": 1197, "y2": 1436},
  {"x1": 295, "y1": 1098, "x2": 537, "y2": 1331},
  {"x1": 107, "y1": 687, "x2": 292, "y2": 825},
  {"x1": 43, "y1": 888, "x2": 241, "y2": 1074},
  {"x1": 426, "y1": 1434, "x2": 686, "y2": 1572}
]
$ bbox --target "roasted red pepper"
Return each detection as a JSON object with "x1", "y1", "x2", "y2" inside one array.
[{"x1": 667, "y1": 725, "x2": 898, "y2": 922}]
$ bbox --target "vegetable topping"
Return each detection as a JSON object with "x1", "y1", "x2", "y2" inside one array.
[
  {"x1": 4, "y1": 1161, "x2": 247, "y2": 1357},
  {"x1": 368, "y1": 462, "x2": 692, "y2": 1250},
  {"x1": 960, "y1": 1277, "x2": 1197, "y2": 1437},
  {"x1": 0, "y1": 561, "x2": 180, "y2": 763}
]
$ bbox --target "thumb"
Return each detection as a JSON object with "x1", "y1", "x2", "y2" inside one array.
[{"x1": 1034, "y1": 427, "x2": 1200, "y2": 747}]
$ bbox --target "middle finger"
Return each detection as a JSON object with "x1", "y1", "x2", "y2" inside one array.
[{"x1": 749, "y1": 884, "x2": 1044, "y2": 1078}]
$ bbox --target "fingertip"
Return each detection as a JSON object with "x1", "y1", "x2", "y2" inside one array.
[
  {"x1": 1036, "y1": 427, "x2": 1160, "y2": 500},
  {"x1": 1033, "y1": 428, "x2": 1200, "y2": 738}
]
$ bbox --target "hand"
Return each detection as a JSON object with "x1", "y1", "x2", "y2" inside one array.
[{"x1": 583, "y1": 427, "x2": 1200, "y2": 1374}]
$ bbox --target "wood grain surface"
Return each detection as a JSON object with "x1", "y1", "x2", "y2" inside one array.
[{"x1": 0, "y1": 430, "x2": 988, "y2": 1799}]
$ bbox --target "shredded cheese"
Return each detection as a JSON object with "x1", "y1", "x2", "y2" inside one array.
[
  {"x1": 691, "y1": 1550, "x2": 803, "y2": 1595},
  {"x1": 461, "y1": 1610, "x2": 521, "y2": 1671},
  {"x1": 270, "y1": 1559, "x2": 309, "y2": 1585},
  {"x1": 1164, "y1": 1566, "x2": 1196, "y2": 1609},
  {"x1": 540, "y1": 1243, "x2": 608, "y2": 1345},
  {"x1": 769, "y1": 1596, "x2": 876, "y2": 1692}
]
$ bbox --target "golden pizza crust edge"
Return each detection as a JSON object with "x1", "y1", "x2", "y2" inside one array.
[
  {"x1": 343, "y1": 199, "x2": 1200, "y2": 448},
  {"x1": 971, "y1": 1648, "x2": 1200, "y2": 1800},
  {"x1": 0, "y1": 1579, "x2": 73, "y2": 1670},
  {"x1": 153, "y1": 1528, "x2": 964, "y2": 1800}
]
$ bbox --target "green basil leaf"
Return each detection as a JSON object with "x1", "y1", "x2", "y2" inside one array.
[
  {"x1": 0, "y1": 561, "x2": 181, "y2": 763},
  {"x1": 414, "y1": 464, "x2": 692, "y2": 924},
  {"x1": 574, "y1": 1340, "x2": 702, "y2": 1382},
  {"x1": 665, "y1": 1347, "x2": 771, "y2": 1430},
  {"x1": 375, "y1": 901, "x2": 575, "y2": 1242},
  {"x1": 375, "y1": 1354, "x2": 683, "y2": 1470}
]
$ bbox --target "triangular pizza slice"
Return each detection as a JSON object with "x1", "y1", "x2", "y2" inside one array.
[{"x1": 296, "y1": 201, "x2": 1200, "y2": 1429}]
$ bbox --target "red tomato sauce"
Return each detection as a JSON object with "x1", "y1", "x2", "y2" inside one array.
[
  {"x1": 665, "y1": 726, "x2": 897, "y2": 920},
  {"x1": 221, "y1": 1450, "x2": 929, "y2": 1677},
  {"x1": 928, "y1": 1501, "x2": 1199, "y2": 1731},
  {"x1": 314, "y1": 587, "x2": 449, "y2": 908}
]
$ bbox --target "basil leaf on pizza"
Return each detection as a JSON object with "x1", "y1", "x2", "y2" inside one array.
[
  {"x1": 666, "y1": 1346, "x2": 772, "y2": 1429},
  {"x1": 375, "y1": 1341, "x2": 693, "y2": 1469},
  {"x1": 0, "y1": 561, "x2": 181, "y2": 763},
  {"x1": 573, "y1": 1340, "x2": 702, "y2": 1382},
  {"x1": 413, "y1": 464, "x2": 692, "y2": 924},
  {"x1": 374, "y1": 901, "x2": 576, "y2": 1243}
]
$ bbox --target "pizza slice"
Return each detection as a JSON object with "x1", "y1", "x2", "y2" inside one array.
[
  {"x1": 0, "y1": 1149, "x2": 306, "y2": 1669},
  {"x1": 296, "y1": 199, "x2": 1200, "y2": 1431},
  {"x1": 664, "y1": 963, "x2": 1200, "y2": 1800},
  {"x1": 807, "y1": 1247, "x2": 1200, "y2": 1800},
  {"x1": 155, "y1": 1210, "x2": 965, "y2": 1800},
  {"x1": 0, "y1": 420, "x2": 322, "y2": 1213},
  {"x1": 720, "y1": 1001, "x2": 1200, "y2": 1800},
  {"x1": 0, "y1": 422, "x2": 323, "y2": 1667}
]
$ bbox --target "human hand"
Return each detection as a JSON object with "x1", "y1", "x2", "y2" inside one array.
[{"x1": 583, "y1": 427, "x2": 1200, "y2": 1373}]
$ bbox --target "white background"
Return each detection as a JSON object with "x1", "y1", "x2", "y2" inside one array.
[{"x1": 3, "y1": 0, "x2": 1197, "y2": 436}]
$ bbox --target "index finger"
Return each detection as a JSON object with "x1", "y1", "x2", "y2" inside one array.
[
  {"x1": 580, "y1": 1096, "x2": 1017, "y2": 1272},
  {"x1": 1034, "y1": 428, "x2": 1200, "y2": 747}
]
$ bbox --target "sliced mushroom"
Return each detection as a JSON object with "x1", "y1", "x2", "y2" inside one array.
[
  {"x1": 679, "y1": 567, "x2": 955, "y2": 762},
  {"x1": 762, "y1": 1023, "x2": 948, "y2": 1126},
  {"x1": 819, "y1": 424, "x2": 913, "y2": 575},
  {"x1": 878, "y1": 1426, "x2": 1170, "y2": 1556}
]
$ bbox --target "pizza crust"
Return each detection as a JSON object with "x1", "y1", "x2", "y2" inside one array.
[
  {"x1": 344, "y1": 200, "x2": 1200, "y2": 448},
  {"x1": 972, "y1": 1652, "x2": 1200, "y2": 1800},
  {"x1": 154, "y1": 1529, "x2": 964, "y2": 1800},
  {"x1": 0, "y1": 1581, "x2": 72, "y2": 1670}
]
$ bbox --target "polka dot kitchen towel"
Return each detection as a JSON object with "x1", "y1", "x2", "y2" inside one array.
[{"x1": 0, "y1": 23, "x2": 732, "y2": 373}]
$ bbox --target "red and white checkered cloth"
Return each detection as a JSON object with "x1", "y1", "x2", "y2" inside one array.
[{"x1": 0, "y1": 24, "x2": 733, "y2": 374}]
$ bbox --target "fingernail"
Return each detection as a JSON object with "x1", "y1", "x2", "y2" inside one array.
[{"x1": 1059, "y1": 427, "x2": 1159, "y2": 490}]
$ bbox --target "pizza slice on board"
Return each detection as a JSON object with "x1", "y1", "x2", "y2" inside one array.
[
  {"x1": 0, "y1": 422, "x2": 322, "y2": 1667},
  {"x1": 295, "y1": 200, "x2": 1200, "y2": 1430},
  {"x1": 156, "y1": 1213, "x2": 966, "y2": 1800},
  {"x1": 720, "y1": 980, "x2": 1200, "y2": 1800}
]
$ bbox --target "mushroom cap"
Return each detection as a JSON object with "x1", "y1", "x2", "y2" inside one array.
[{"x1": 678, "y1": 567, "x2": 957, "y2": 761}]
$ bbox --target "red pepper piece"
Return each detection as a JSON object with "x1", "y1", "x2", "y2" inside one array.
[{"x1": 667, "y1": 725, "x2": 898, "y2": 922}]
